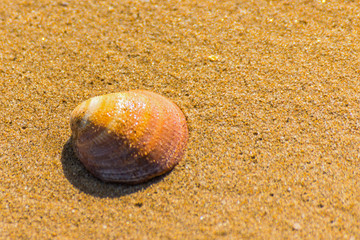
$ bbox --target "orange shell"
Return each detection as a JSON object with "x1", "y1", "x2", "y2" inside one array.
[{"x1": 70, "y1": 90, "x2": 189, "y2": 184}]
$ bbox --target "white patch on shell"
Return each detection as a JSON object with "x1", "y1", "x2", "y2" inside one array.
[{"x1": 80, "y1": 96, "x2": 101, "y2": 128}]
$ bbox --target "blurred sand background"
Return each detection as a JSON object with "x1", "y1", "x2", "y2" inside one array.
[{"x1": 1, "y1": 0, "x2": 360, "y2": 239}]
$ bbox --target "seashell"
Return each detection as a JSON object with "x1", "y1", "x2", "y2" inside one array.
[{"x1": 70, "y1": 90, "x2": 189, "y2": 184}]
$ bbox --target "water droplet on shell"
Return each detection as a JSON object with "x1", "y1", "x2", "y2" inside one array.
[{"x1": 70, "y1": 90, "x2": 189, "y2": 184}]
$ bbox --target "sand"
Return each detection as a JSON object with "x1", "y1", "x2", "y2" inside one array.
[{"x1": 1, "y1": 0, "x2": 360, "y2": 239}]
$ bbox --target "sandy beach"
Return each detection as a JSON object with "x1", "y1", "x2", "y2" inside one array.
[{"x1": 1, "y1": 0, "x2": 360, "y2": 239}]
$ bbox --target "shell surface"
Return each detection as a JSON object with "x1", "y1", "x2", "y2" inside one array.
[{"x1": 70, "y1": 90, "x2": 188, "y2": 184}]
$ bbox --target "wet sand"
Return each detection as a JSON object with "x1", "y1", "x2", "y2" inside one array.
[{"x1": 1, "y1": 0, "x2": 360, "y2": 239}]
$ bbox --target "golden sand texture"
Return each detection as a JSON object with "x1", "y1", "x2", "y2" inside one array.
[{"x1": 1, "y1": 0, "x2": 360, "y2": 239}]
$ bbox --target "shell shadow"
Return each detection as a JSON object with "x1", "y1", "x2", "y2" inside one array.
[{"x1": 60, "y1": 138, "x2": 167, "y2": 198}]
